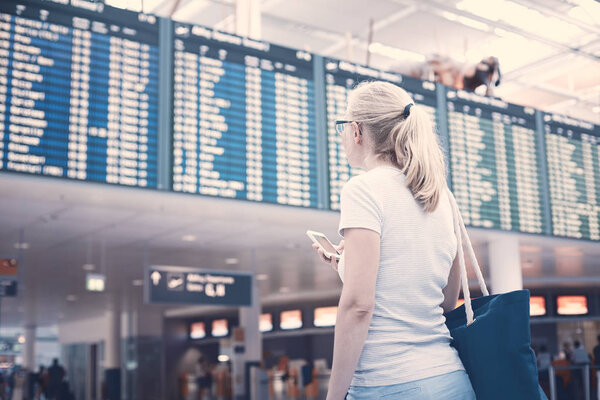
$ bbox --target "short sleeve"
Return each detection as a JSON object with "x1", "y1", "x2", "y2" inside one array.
[{"x1": 338, "y1": 177, "x2": 383, "y2": 237}]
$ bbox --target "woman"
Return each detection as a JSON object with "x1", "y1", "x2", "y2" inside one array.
[{"x1": 312, "y1": 81, "x2": 475, "y2": 399}]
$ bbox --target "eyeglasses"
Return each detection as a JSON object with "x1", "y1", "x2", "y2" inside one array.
[{"x1": 335, "y1": 120, "x2": 363, "y2": 136}]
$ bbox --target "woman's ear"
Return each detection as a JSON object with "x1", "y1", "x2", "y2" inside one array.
[{"x1": 352, "y1": 122, "x2": 362, "y2": 143}]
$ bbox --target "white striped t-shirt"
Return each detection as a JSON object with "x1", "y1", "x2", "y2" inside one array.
[{"x1": 337, "y1": 166, "x2": 465, "y2": 387}]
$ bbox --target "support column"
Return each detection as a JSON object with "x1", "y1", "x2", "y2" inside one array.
[
  {"x1": 236, "y1": 0, "x2": 261, "y2": 39},
  {"x1": 241, "y1": 275, "x2": 261, "y2": 361},
  {"x1": 249, "y1": 0, "x2": 261, "y2": 39},
  {"x1": 234, "y1": 275, "x2": 261, "y2": 399},
  {"x1": 23, "y1": 288, "x2": 37, "y2": 400},
  {"x1": 105, "y1": 294, "x2": 121, "y2": 400},
  {"x1": 488, "y1": 236, "x2": 523, "y2": 294},
  {"x1": 23, "y1": 325, "x2": 36, "y2": 370}
]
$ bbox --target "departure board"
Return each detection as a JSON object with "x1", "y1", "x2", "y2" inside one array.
[
  {"x1": 172, "y1": 23, "x2": 318, "y2": 208},
  {"x1": 0, "y1": 0, "x2": 159, "y2": 187},
  {"x1": 543, "y1": 113, "x2": 600, "y2": 240},
  {"x1": 324, "y1": 58, "x2": 437, "y2": 210},
  {"x1": 447, "y1": 89, "x2": 546, "y2": 234}
]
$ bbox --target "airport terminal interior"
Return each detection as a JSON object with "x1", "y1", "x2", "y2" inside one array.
[{"x1": 0, "y1": 0, "x2": 599, "y2": 399}]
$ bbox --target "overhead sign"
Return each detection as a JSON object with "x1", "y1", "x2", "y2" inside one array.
[
  {"x1": 0, "y1": 259, "x2": 18, "y2": 279},
  {"x1": 145, "y1": 266, "x2": 252, "y2": 306},
  {"x1": 86, "y1": 274, "x2": 106, "y2": 292},
  {"x1": 0, "y1": 281, "x2": 17, "y2": 297}
]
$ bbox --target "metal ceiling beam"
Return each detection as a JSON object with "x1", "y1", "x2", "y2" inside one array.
[
  {"x1": 414, "y1": 0, "x2": 600, "y2": 63},
  {"x1": 319, "y1": 5, "x2": 419, "y2": 56},
  {"x1": 510, "y1": 0, "x2": 600, "y2": 35}
]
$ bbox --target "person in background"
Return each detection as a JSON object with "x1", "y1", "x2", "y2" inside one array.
[
  {"x1": 11, "y1": 369, "x2": 25, "y2": 400},
  {"x1": 537, "y1": 345, "x2": 551, "y2": 397},
  {"x1": 35, "y1": 365, "x2": 46, "y2": 400},
  {"x1": 7, "y1": 369, "x2": 15, "y2": 400},
  {"x1": 538, "y1": 345, "x2": 552, "y2": 372},
  {"x1": 46, "y1": 359, "x2": 65, "y2": 400},
  {"x1": 572, "y1": 341, "x2": 590, "y2": 400},
  {"x1": 563, "y1": 342, "x2": 574, "y2": 363},
  {"x1": 573, "y1": 341, "x2": 591, "y2": 365},
  {"x1": 0, "y1": 371, "x2": 5, "y2": 400},
  {"x1": 593, "y1": 335, "x2": 600, "y2": 400},
  {"x1": 312, "y1": 81, "x2": 475, "y2": 399}
]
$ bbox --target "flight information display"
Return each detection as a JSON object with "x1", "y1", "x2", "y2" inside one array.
[
  {"x1": 543, "y1": 113, "x2": 600, "y2": 240},
  {"x1": 0, "y1": 0, "x2": 160, "y2": 187},
  {"x1": 172, "y1": 23, "x2": 318, "y2": 208},
  {"x1": 324, "y1": 58, "x2": 438, "y2": 210},
  {"x1": 447, "y1": 89, "x2": 546, "y2": 234}
]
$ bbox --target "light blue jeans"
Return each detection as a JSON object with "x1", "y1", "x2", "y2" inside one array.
[{"x1": 345, "y1": 370, "x2": 476, "y2": 400}]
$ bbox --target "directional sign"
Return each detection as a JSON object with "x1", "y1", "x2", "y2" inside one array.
[
  {"x1": 86, "y1": 274, "x2": 106, "y2": 292},
  {"x1": 0, "y1": 259, "x2": 18, "y2": 280},
  {"x1": 145, "y1": 266, "x2": 252, "y2": 306},
  {"x1": 0, "y1": 281, "x2": 17, "y2": 297}
]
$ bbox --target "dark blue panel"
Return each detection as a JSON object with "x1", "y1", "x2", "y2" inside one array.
[
  {"x1": 0, "y1": 0, "x2": 159, "y2": 188},
  {"x1": 171, "y1": 22, "x2": 319, "y2": 208},
  {"x1": 145, "y1": 266, "x2": 252, "y2": 307}
]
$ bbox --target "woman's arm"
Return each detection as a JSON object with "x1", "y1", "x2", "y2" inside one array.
[
  {"x1": 326, "y1": 227, "x2": 380, "y2": 400},
  {"x1": 441, "y1": 254, "x2": 461, "y2": 314}
]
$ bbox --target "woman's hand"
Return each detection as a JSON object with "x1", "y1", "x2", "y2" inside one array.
[{"x1": 312, "y1": 240, "x2": 344, "y2": 271}]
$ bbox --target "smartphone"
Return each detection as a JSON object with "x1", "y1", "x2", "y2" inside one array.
[{"x1": 306, "y1": 230, "x2": 341, "y2": 261}]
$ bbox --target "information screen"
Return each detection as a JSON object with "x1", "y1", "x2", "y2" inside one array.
[
  {"x1": 172, "y1": 23, "x2": 318, "y2": 208},
  {"x1": 0, "y1": 0, "x2": 159, "y2": 187},
  {"x1": 543, "y1": 113, "x2": 600, "y2": 240},
  {"x1": 446, "y1": 89, "x2": 546, "y2": 234},
  {"x1": 324, "y1": 59, "x2": 437, "y2": 210},
  {"x1": 556, "y1": 295, "x2": 589, "y2": 315}
]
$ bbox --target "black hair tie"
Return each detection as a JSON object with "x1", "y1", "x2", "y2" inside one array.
[{"x1": 403, "y1": 103, "x2": 414, "y2": 118}]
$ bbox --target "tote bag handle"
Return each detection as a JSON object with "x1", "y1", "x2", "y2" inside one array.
[{"x1": 446, "y1": 187, "x2": 490, "y2": 326}]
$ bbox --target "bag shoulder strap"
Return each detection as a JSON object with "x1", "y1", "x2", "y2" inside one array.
[{"x1": 446, "y1": 187, "x2": 489, "y2": 325}]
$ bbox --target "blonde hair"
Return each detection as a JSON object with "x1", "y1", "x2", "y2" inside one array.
[{"x1": 347, "y1": 81, "x2": 448, "y2": 213}]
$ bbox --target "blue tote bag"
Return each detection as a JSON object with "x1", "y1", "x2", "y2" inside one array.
[{"x1": 444, "y1": 188, "x2": 547, "y2": 400}]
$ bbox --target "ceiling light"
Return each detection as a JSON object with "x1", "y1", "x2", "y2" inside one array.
[
  {"x1": 104, "y1": 0, "x2": 142, "y2": 12},
  {"x1": 440, "y1": 11, "x2": 490, "y2": 32},
  {"x1": 225, "y1": 258, "x2": 239, "y2": 265},
  {"x1": 82, "y1": 263, "x2": 95, "y2": 271},
  {"x1": 592, "y1": 106, "x2": 600, "y2": 113},
  {"x1": 172, "y1": 0, "x2": 210, "y2": 21},
  {"x1": 464, "y1": 35, "x2": 554, "y2": 74},
  {"x1": 17, "y1": 335, "x2": 25, "y2": 344},
  {"x1": 368, "y1": 42, "x2": 426, "y2": 63},
  {"x1": 256, "y1": 274, "x2": 269, "y2": 281},
  {"x1": 13, "y1": 242, "x2": 29, "y2": 250},
  {"x1": 181, "y1": 235, "x2": 197, "y2": 242},
  {"x1": 568, "y1": 0, "x2": 600, "y2": 25},
  {"x1": 66, "y1": 295, "x2": 77, "y2": 302},
  {"x1": 457, "y1": 0, "x2": 582, "y2": 43},
  {"x1": 218, "y1": 355, "x2": 230, "y2": 362},
  {"x1": 493, "y1": 28, "x2": 516, "y2": 38},
  {"x1": 132, "y1": 279, "x2": 143, "y2": 286}
]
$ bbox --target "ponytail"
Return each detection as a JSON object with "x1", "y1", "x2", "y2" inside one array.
[{"x1": 392, "y1": 104, "x2": 447, "y2": 213}]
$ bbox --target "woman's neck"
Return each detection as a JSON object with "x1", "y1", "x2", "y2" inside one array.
[{"x1": 362, "y1": 153, "x2": 399, "y2": 172}]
